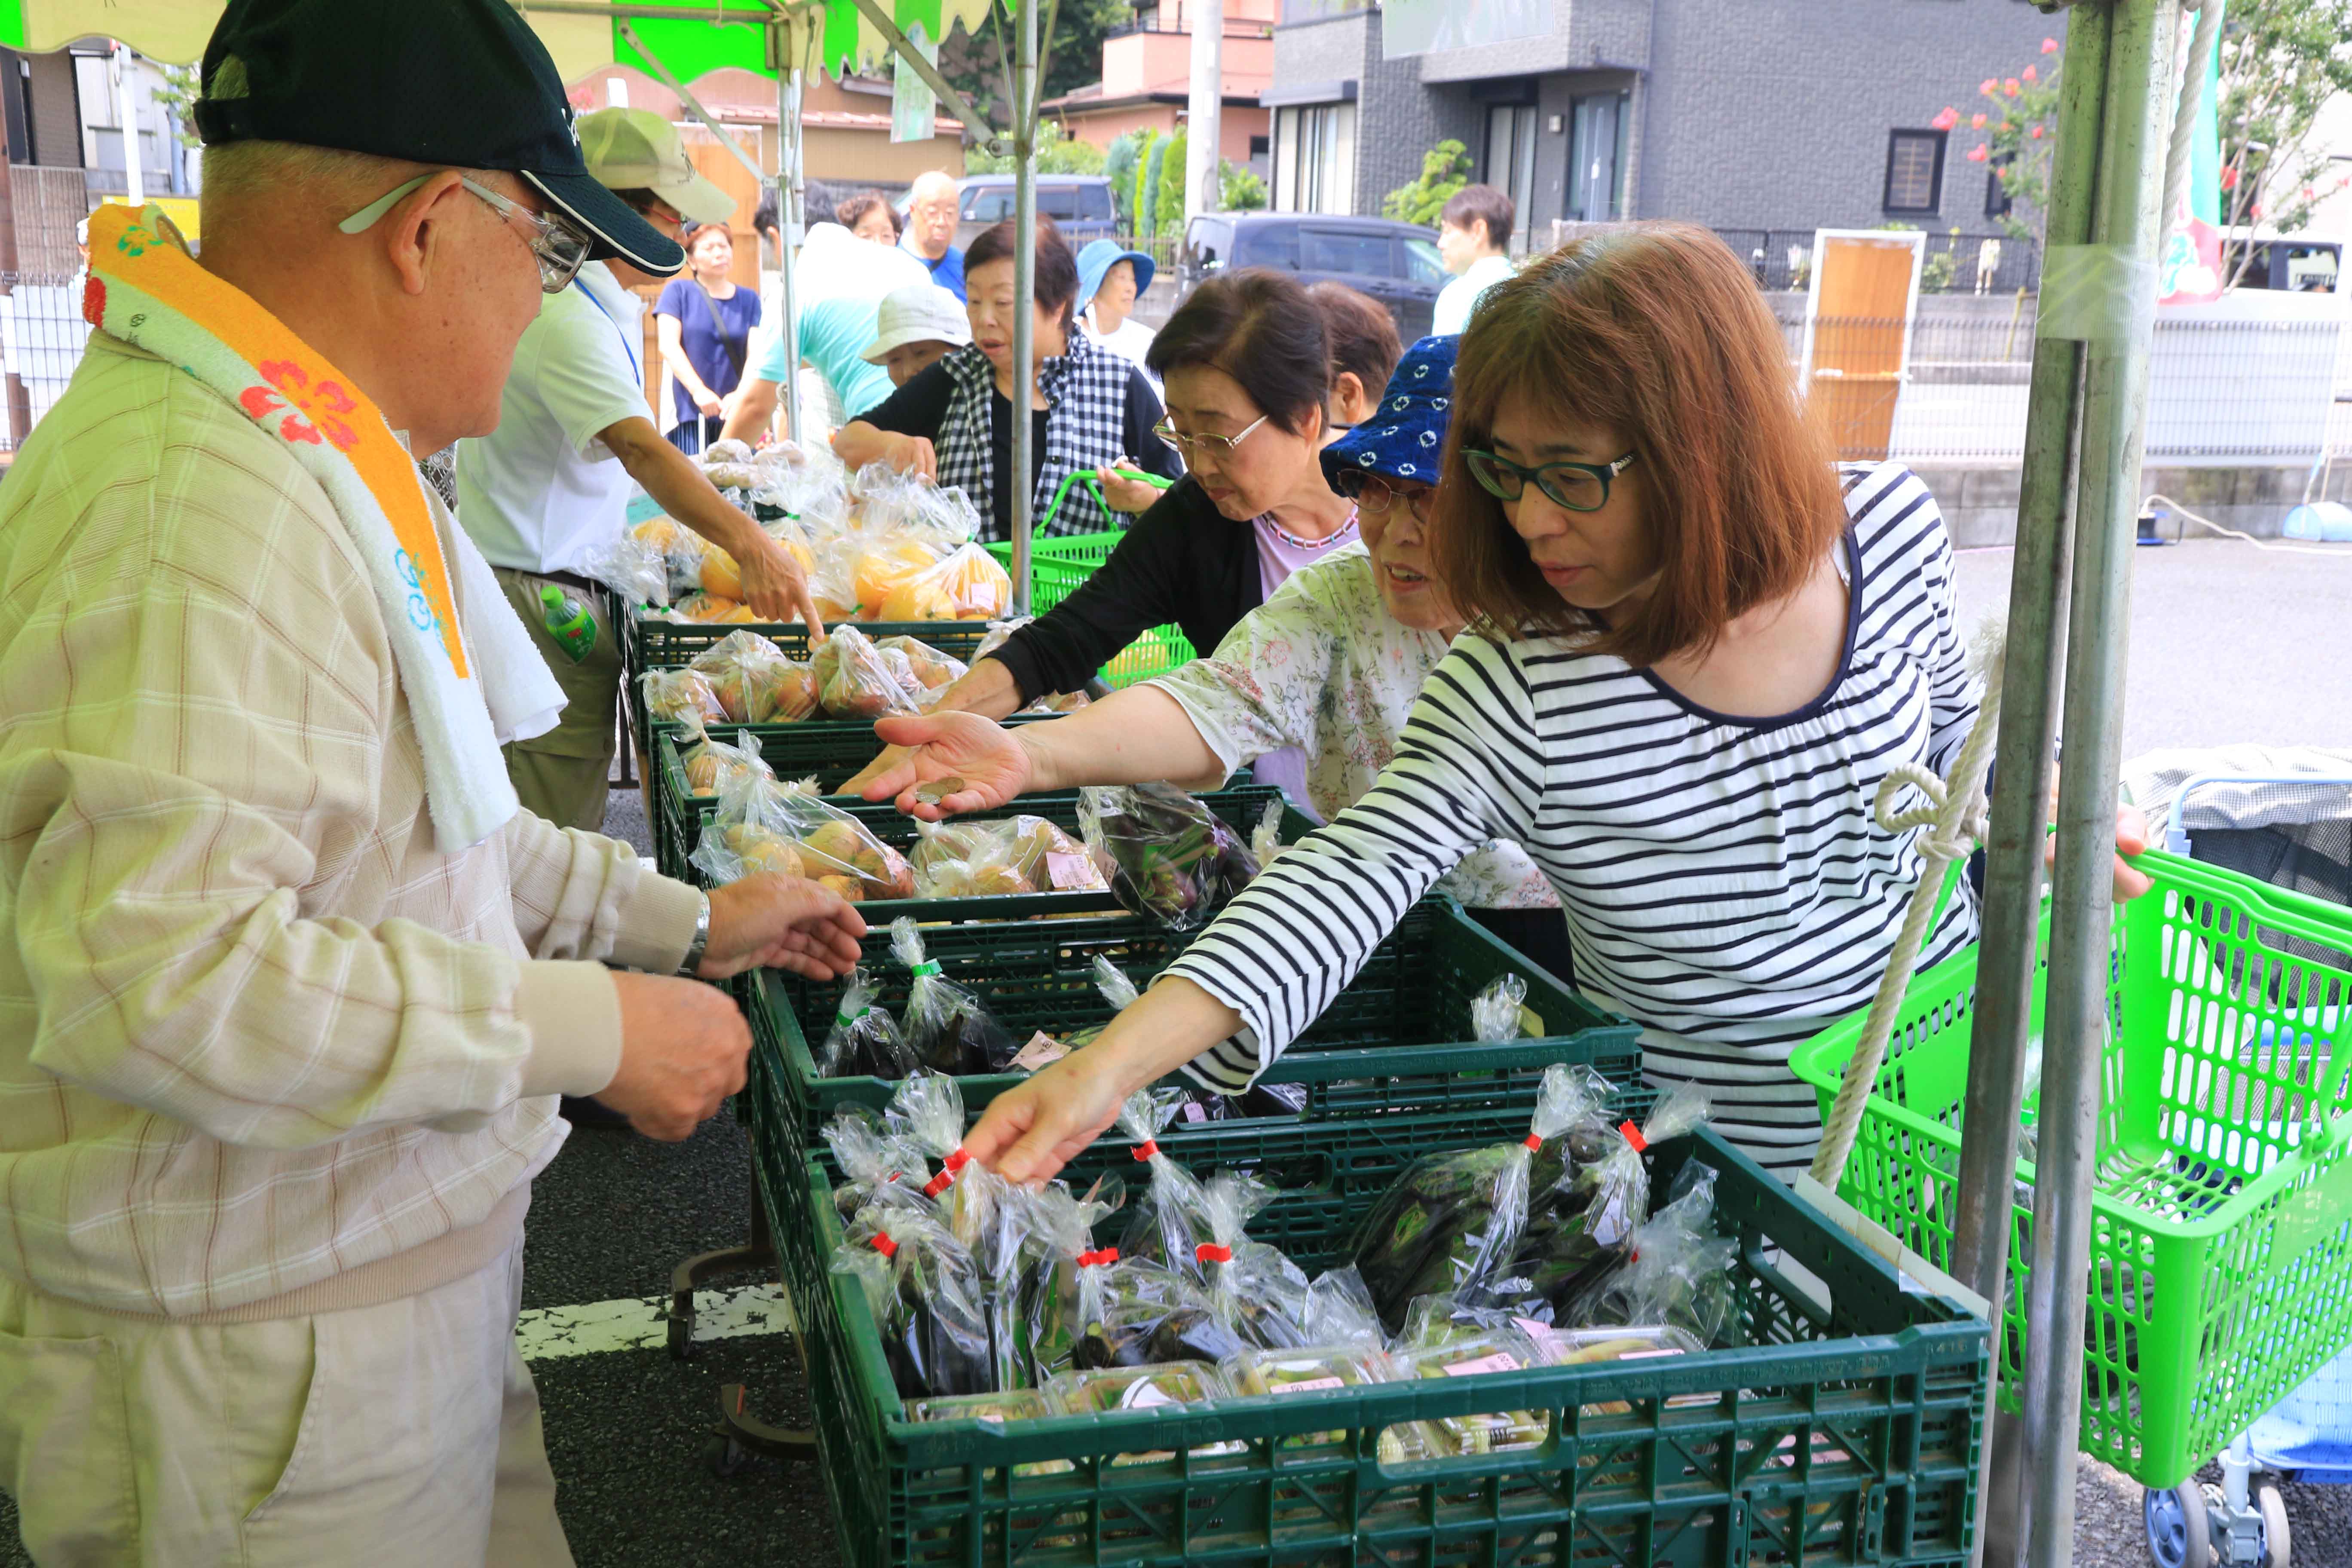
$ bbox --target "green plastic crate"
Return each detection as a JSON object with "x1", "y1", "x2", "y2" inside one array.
[
  {"x1": 985, "y1": 533, "x2": 1197, "y2": 688},
  {"x1": 767, "y1": 1120, "x2": 1989, "y2": 1568},
  {"x1": 647, "y1": 717, "x2": 1073, "y2": 877},
  {"x1": 1787, "y1": 848, "x2": 2352, "y2": 1488}
]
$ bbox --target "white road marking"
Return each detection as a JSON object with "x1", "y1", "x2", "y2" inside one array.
[{"x1": 514, "y1": 1283, "x2": 794, "y2": 1362}]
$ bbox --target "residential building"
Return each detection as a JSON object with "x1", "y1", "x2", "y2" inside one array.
[
  {"x1": 1044, "y1": 0, "x2": 1276, "y2": 176},
  {"x1": 1263, "y1": 0, "x2": 2060, "y2": 251}
]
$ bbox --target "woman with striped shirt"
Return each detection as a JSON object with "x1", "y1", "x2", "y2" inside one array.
[{"x1": 963, "y1": 222, "x2": 2150, "y2": 1183}]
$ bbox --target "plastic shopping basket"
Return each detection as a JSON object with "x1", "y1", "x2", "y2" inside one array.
[
  {"x1": 1787, "y1": 847, "x2": 2352, "y2": 1488},
  {"x1": 984, "y1": 470, "x2": 1198, "y2": 688},
  {"x1": 767, "y1": 1115, "x2": 1990, "y2": 1568}
]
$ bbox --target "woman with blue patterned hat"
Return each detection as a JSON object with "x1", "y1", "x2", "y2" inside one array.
[{"x1": 849, "y1": 334, "x2": 1573, "y2": 979}]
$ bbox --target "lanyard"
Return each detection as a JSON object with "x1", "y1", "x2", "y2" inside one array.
[{"x1": 570, "y1": 275, "x2": 640, "y2": 383}]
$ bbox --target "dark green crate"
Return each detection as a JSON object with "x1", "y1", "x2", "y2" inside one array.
[
  {"x1": 754, "y1": 898, "x2": 1634, "y2": 1152},
  {"x1": 649, "y1": 717, "x2": 1074, "y2": 877},
  {"x1": 771, "y1": 1120, "x2": 1989, "y2": 1568}
]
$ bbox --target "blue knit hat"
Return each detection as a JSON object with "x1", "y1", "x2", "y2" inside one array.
[{"x1": 1323, "y1": 334, "x2": 1456, "y2": 485}]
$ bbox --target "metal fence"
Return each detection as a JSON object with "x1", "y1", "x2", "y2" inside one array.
[
  {"x1": 1792, "y1": 312, "x2": 2346, "y2": 464},
  {"x1": 1713, "y1": 227, "x2": 2043, "y2": 295},
  {"x1": 0, "y1": 271, "x2": 92, "y2": 450}
]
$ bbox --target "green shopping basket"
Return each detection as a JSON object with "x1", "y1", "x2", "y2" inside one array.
[
  {"x1": 1786, "y1": 847, "x2": 2352, "y2": 1488},
  {"x1": 984, "y1": 469, "x2": 1196, "y2": 688}
]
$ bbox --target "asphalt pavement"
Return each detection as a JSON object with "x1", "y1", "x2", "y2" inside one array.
[{"x1": 6, "y1": 536, "x2": 2352, "y2": 1568}]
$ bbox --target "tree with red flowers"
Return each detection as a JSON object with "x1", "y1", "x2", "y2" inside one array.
[{"x1": 1932, "y1": 39, "x2": 2062, "y2": 248}]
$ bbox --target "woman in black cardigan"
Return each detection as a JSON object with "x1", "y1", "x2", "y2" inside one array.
[{"x1": 844, "y1": 269, "x2": 1396, "y2": 794}]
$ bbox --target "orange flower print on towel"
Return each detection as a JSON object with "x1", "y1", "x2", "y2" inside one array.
[{"x1": 242, "y1": 359, "x2": 361, "y2": 452}]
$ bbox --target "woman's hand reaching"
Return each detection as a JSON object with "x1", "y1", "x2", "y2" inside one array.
[{"x1": 849, "y1": 711, "x2": 1038, "y2": 818}]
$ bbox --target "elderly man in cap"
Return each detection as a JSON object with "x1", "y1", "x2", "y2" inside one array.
[
  {"x1": 457, "y1": 105, "x2": 818, "y2": 839},
  {"x1": 0, "y1": 0, "x2": 862, "y2": 1562}
]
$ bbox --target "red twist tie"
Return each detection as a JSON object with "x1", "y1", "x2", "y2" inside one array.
[
  {"x1": 943, "y1": 1147, "x2": 971, "y2": 1175},
  {"x1": 1196, "y1": 1243, "x2": 1233, "y2": 1264},
  {"x1": 870, "y1": 1234, "x2": 898, "y2": 1258},
  {"x1": 1078, "y1": 1247, "x2": 1120, "y2": 1268},
  {"x1": 1131, "y1": 1140, "x2": 1160, "y2": 1162},
  {"x1": 1619, "y1": 1119, "x2": 1648, "y2": 1153},
  {"x1": 922, "y1": 1169, "x2": 957, "y2": 1197},
  {"x1": 1522, "y1": 1133, "x2": 1544, "y2": 1152}
]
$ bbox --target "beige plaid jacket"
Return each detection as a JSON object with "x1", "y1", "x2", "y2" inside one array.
[{"x1": 0, "y1": 331, "x2": 700, "y2": 1320}]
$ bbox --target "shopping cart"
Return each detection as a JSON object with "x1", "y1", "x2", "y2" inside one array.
[{"x1": 2125, "y1": 750, "x2": 2352, "y2": 1568}]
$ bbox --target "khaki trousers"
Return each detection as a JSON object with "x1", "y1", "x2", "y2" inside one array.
[
  {"x1": 495, "y1": 567, "x2": 622, "y2": 833},
  {"x1": 0, "y1": 1234, "x2": 572, "y2": 1568}
]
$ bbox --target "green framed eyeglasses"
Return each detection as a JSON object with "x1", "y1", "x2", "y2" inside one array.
[{"x1": 1463, "y1": 448, "x2": 1638, "y2": 512}]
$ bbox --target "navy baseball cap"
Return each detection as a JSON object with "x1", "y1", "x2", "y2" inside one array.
[
  {"x1": 1324, "y1": 334, "x2": 1459, "y2": 485},
  {"x1": 192, "y1": 0, "x2": 684, "y2": 274}
]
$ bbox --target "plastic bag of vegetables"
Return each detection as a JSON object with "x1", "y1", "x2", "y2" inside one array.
[
  {"x1": 766, "y1": 780, "x2": 916, "y2": 903},
  {"x1": 911, "y1": 814, "x2": 1104, "y2": 899},
  {"x1": 832, "y1": 1205, "x2": 995, "y2": 1399},
  {"x1": 1197, "y1": 1171, "x2": 1313, "y2": 1351},
  {"x1": 687, "y1": 751, "x2": 808, "y2": 884},
  {"x1": 1078, "y1": 783, "x2": 1259, "y2": 932},
  {"x1": 879, "y1": 541, "x2": 1014, "y2": 622},
  {"x1": 1381, "y1": 1313, "x2": 1552, "y2": 1460},
  {"x1": 815, "y1": 968, "x2": 917, "y2": 1081},
  {"x1": 821, "y1": 1106, "x2": 936, "y2": 1223},
  {"x1": 689, "y1": 630, "x2": 815, "y2": 724},
  {"x1": 1470, "y1": 973, "x2": 1528, "y2": 1044},
  {"x1": 674, "y1": 717, "x2": 771, "y2": 800},
  {"x1": 890, "y1": 919, "x2": 1017, "y2": 1074},
  {"x1": 813, "y1": 624, "x2": 924, "y2": 720},
  {"x1": 1217, "y1": 1269, "x2": 1396, "y2": 1449},
  {"x1": 1112, "y1": 1091, "x2": 1223, "y2": 1283},
  {"x1": 581, "y1": 533, "x2": 668, "y2": 608},
  {"x1": 639, "y1": 667, "x2": 729, "y2": 731},
  {"x1": 1041, "y1": 1361, "x2": 1246, "y2": 1465},
  {"x1": 1002, "y1": 1179, "x2": 1122, "y2": 1388},
  {"x1": 1571, "y1": 1162, "x2": 1739, "y2": 1347},
  {"x1": 1071, "y1": 1253, "x2": 1243, "y2": 1372},
  {"x1": 1350, "y1": 1064, "x2": 1614, "y2": 1332},
  {"x1": 876, "y1": 635, "x2": 968, "y2": 697}
]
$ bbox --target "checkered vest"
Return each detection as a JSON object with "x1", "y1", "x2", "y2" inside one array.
[{"x1": 934, "y1": 333, "x2": 1133, "y2": 539}]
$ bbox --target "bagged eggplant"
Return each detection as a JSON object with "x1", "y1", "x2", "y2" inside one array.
[
  {"x1": 1072, "y1": 1253, "x2": 1243, "y2": 1371},
  {"x1": 1003, "y1": 1179, "x2": 1122, "y2": 1388},
  {"x1": 816, "y1": 968, "x2": 917, "y2": 1080},
  {"x1": 1470, "y1": 974, "x2": 1529, "y2": 1044},
  {"x1": 833, "y1": 1206, "x2": 995, "y2": 1399},
  {"x1": 1558, "y1": 1082, "x2": 1712, "y2": 1266},
  {"x1": 813, "y1": 624, "x2": 924, "y2": 719},
  {"x1": 1571, "y1": 1162, "x2": 1739, "y2": 1347},
  {"x1": 1198, "y1": 1171, "x2": 1313, "y2": 1351},
  {"x1": 1350, "y1": 1064, "x2": 1614, "y2": 1332},
  {"x1": 1078, "y1": 783, "x2": 1260, "y2": 932},
  {"x1": 821, "y1": 1106, "x2": 936, "y2": 1222},
  {"x1": 582, "y1": 533, "x2": 668, "y2": 608},
  {"x1": 769, "y1": 779, "x2": 916, "y2": 903},
  {"x1": 1112, "y1": 1091, "x2": 1222, "y2": 1283},
  {"x1": 640, "y1": 666, "x2": 729, "y2": 731},
  {"x1": 891, "y1": 919, "x2": 1017, "y2": 1074}
]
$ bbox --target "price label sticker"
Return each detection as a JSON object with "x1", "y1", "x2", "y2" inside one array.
[
  {"x1": 1010, "y1": 1032, "x2": 1069, "y2": 1072},
  {"x1": 1269, "y1": 1376, "x2": 1346, "y2": 1395},
  {"x1": 1442, "y1": 1352, "x2": 1525, "y2": 1377}
]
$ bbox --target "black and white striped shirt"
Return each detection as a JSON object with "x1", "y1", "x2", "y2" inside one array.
[{"x1": 1168, "y1": 463, "x2": 1982, "y2": 1176}]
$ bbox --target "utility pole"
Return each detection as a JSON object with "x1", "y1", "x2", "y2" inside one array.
[{"x1": 1184, "y1": 0, "x2": 1222, "y2": 221}]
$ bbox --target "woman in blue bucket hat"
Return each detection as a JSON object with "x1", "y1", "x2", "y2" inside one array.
[
  {"x1": 1075, "y1": 238, "x2": 1161, "y2": 384},
  {"x1": 851, "y1": 334, "x2": 1573, "y2": 979}
]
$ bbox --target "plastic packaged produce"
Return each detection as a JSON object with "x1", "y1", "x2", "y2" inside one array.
[
  {"x1": 764, "y1": 779, "x2": 916, "y2": 901},
  {"x1": 1197, "y1": 1172, "x2": 1314, "y2": 1350},
  {"x1": 875, "y1": 635, "x2": 968, "y2": 696},
  {"x1": 1219, "y1": 1342, "x2": 1394, "y2": 1449},
  {"x1": 1383, "y1": 1320, "x2": 1551, "y2": 1460},
  {"x1": 891, "y1": 918, "x2": 1017, "y2": 1073},
  {"x1": 880, "y1": 542, "x2": 1014, "y2": 622},
  {"x1": 1470, "y1": 973, "x2": 1529, "y2": 1044},
  {"x1": 832, "y1": 1207, "x2": 994, "y2": 1399},
  {"x1": 1078, "y1": 782, "x2": 1261, "y2": 932},
  {"x1": 821, "y1": 1106, "x2": 937, "y2": 1223},
  {"x1": 902, "y1": 1390, "x2": 1071, "y2": 1476},
  {"x1": 630, "y1": 515, "x2": 711, "y2": 600},
  {"x1": 667, "y1": 591, "x2": 758, "y2": 624},
  {"x1": 1350, "y1": 1064, "x2": 1615, "y2": 1331},
  {"x1": 697, "y1": 437, "x2": 761, "y2": 494},
  {"x1": 1073, "y1": 1253, "x2": 1243, "y2": 1370},
  {"x1": 688, "y1": 630, "x2": 810, "y2": 724},
  {"x1": 638, "y1": 667, "x2": 729, "y2": 730},
  {"x1": 1556, "y1": 1082, "x2": 1712, "y2": 1272},
  {"x1": 581, "y1": 533, "x2": 668, "y2": 607},
  {"x1": 911, "y1": 814, "x2": 1104, "y2": 899},
  {"x1": 1571, "y1": 1164, "x2": 1739, "y2": 1346},
  {"x1": 687, "y1": 753, "x2": 811, "y2": 882},
  {"x1": 813, "y1": 624, "x2": 924, "y2": 719},
  {"x1": 1008, "y1": 1181, "x2": 1123, "y2": 1388},
  {"x1": 1041, "y1": 1363, "x2": 1246, "y2": 1464},
  {"x1": 1112, "y1": 1091, "x2": 1221, "y2": 1283},
  {"x1": 675, "y1": 720, "x2": 771, "y2": 800},
  {"x1": 1249, "y1": 799, "x2": 1286, "y2": 874},
  {"x1": 816, "y1": 968, "x2": 917, "y2": 1080}
]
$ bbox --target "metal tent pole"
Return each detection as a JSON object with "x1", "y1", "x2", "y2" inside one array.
[
  {"x1": 1009, "y1": 0, "x2": 1038, "y2": 612},
  {"x1": 1950, "y1": 10, "x2": 2113, "y2": 1562},
  {"x1": 2019, "y1": 4, "x2": 2181, "y2": 1565},
  {"x1": 775, "y1": 48, "x2": 805, "y2": 442}
]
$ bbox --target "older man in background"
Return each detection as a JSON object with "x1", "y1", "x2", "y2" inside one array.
[
  {"x1": 0, "y1": 0, "x2": 861, "y2": 1562},
  {"x1": 900, "y1": 169, "x2": 966, "y2": 300}
]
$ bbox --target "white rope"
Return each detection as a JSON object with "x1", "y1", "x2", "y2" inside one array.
[
  {"x1": 2142, "y1": 493, "x2": 2352, "y2": 560},
  {"x1": 1810, "y1": 624, "x2": 2007, "y2": 1189}
]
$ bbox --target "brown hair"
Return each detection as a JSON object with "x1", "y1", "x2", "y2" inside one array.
[
  {"x1": 1305, "y1": 281, "x2": 1403, "y2": 411},
  {"x1": 1146, "y1": 269, "x2": 1330, "y2": 438},
  {"x1": 1442, "y1": 183, "x2": 1515, "y2": 251},
  {"x1": 1431, "y1": 221, "x2": 1843, "y2": 668},
  {"x1": 835, "y1": 189, "x2": 903, "y2": 239},
  {"x1": 963, "y1": 217, "x2": 1081, "y2": 332}
]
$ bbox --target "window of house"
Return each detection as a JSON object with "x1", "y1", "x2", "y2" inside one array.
[
  {"x1": 1883, "y1": 129, "x2": 1946, "y2": 215},
  {"x1": 1248, "y1": 135, "x2": 1269, "y2": 159},
  {"x1": 1485, "y1": 102, "x2": 1539, "y2": 247},
  {"x1": 1272, "y1": 101, "x2": 1356, "y2": 216},
  {"x1": 1985, "y1": 153, "x2": 2013, "y2": 219},
  {"x1": 1566, "y1": 91, "x2": 1629, "y2": 224}
]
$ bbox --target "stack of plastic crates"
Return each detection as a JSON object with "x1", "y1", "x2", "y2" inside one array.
[{"x1": 1788, "y1": 846, "x2": 2352, "y2": 1490}]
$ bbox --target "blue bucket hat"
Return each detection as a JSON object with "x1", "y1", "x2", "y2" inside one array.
[
  {"x1": 1076, "y1": 238, "x2": 1156, "y2": 306},
  {"x1": 1323, "y1": 334, "x2": 1457, "y2": 485}
]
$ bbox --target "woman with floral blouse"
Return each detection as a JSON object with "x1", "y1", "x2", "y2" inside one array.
[{"x1": 852, "y1": 334, "x2": 1572, "y2": 979}]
